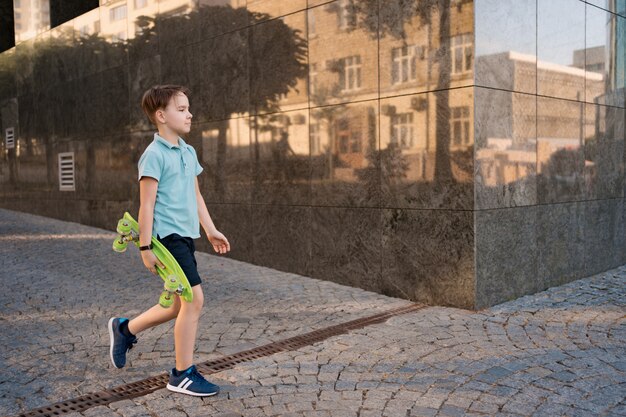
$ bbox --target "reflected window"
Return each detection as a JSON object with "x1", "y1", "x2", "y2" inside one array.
[
  {"x1": 309, "y1": 63, "x2": 318, "y2": 96},
  {"x1": 134, "y1": 0, "x2": 148, "y2": 9},
  {"x1": 350, "y1": 131, "x2": 362, "y2": 153},
  {"x1": 450, "y1": 107, "x2": 470, "y2": 146},
  {"x1": 309, "y1": 9, "x2": 316, "y2": 36},
  {"x1": 336, "y1": 118, "x2": 362, "y2": 154},
  {"x1": 310, "y1": 123, "x2": 320, "y2": 155},
  {"x1": 392, "y1": 45, "x2": 425, "y2": 85},
  {"x1": 339, "y1": 55, "x2": 362, "y2": 92},
  {"x1": 391, "y1": 113, "x2": 414, "y2": 149},
  {"x1": 110, "y1": 5, "x2": 127, "y2": 21},
  {"x1": 337, "y1": 0, "x2": 349, "y2": 30},
  {"x1": 452, "y1": 34, "x2": 473, "y2": 75}
]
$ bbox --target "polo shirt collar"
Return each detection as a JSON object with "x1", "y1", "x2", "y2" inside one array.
[{"x1": 154, "y1": 133, "x2": 187, "y2": 149}]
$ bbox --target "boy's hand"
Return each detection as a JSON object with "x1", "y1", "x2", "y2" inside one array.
[
  {"x1": 208, "y1": 231, "x2": 230, "y2": 254},
  {"x1": 141, "y1": 250, "x2": 166, "y2": 276}
]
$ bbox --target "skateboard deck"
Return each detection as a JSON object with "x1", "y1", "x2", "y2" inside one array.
[{"x1": 112, "y1": 212, "x2": 193, "y2": 307}]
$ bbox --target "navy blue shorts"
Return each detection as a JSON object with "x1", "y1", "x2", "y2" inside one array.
[{"x1": 157, "y1": 233, "x2": 202, "y2": 287}]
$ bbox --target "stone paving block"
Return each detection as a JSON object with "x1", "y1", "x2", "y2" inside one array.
[
  {"x1": 359, "y1": 410, "x2": 383, "y2": 417},
  {"x1": 82, "y1": 406, "x2": 122, "y2": 417},
  {"x1": 334, "y1": 381, "x2": 356, "y2": 391},
  {"x1": 302, "y1": 411, "x2": 331, "y2": 417},
  {"x1": 261, "y1": 404, "x2": 289, "y2": 415},
  {"x1": 408, "y1": 406, "x2": 438, "y2": 417},
  {"x1": 442, "y1": 395, "x2": 473, "y2": 409},
  {"x1": 469, "y1": 400, "x2": 500, "y2": 414},
  {"x1": 286, "y1": 401, "x2": 315, "y2": 412},
  {"x1": 438, "y1": 405, "x2": 467, "y2": 417},
  {"x1": 152, "y1": 409, "x2": 189, "y2": 417}
]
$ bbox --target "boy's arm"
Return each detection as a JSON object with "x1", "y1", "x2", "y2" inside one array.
[
  {"x1": 195, "y1": 178, "x2": 230, "y2": 254},
  {"x1": 139, "y1": 177, "x2": 164, "y2": 273}
]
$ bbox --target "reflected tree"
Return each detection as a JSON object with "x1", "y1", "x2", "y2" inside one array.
[
  {"x1": 0, "y1": 5, "x2": 308, "y2": 199},
  {"x1": 129, "y1": 6, "x2": 307, "y2": 195}
]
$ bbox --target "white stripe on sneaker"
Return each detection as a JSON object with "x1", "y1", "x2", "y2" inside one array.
[
  {"x1": 177, "y1": 377, "x2": 190, "y2": 388},
  {"x1": 182, "y1": 379, "x2": 194, "y2": 390}
]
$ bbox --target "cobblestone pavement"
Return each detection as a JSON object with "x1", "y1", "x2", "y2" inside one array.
[{"x1": 0, "y1": 208, "x2": 624, "y2": 417}]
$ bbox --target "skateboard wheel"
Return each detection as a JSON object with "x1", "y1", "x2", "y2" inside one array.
[
  {"x1": 116, "y1": 219, "x2": 132, "y2": 235},
  {"x1": 159, "y1": 291, "x2": 174, "y2": 308},
  {"x1": 164, "y1": 277, "x2": 179, "y2": 292},
  {"x1": 112, "y1": 238, "x2": 128, "y2": 253}
]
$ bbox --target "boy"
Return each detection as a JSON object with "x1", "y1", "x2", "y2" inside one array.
[{"x1": 108, "y1": 85, "x2": 230, "y2": 397}]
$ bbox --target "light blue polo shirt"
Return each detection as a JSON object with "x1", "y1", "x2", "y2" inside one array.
[{"x1": 138, "y1": 133, "x2": 203, "y2": 239}]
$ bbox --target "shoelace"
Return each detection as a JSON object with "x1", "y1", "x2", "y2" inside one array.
[{"x1": 188, "y1": 367, "x2": 201, "y2": 381}]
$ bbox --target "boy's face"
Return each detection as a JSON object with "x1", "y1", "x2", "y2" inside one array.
[{"x1": 155, "y1": 92, "x2": 192, "y2": 134}]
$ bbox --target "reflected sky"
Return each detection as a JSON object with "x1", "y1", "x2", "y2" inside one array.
[{"x1": 477, "y1": 0, "x2": 606, "y2": 66}]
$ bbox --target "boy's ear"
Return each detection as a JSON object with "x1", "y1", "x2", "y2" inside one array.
[{"x1": 155, "y1": 109, "x2": 166, "y2": 124}]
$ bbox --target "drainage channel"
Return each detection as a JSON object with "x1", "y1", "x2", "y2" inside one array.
[{"x1": 12, "y1": 303, "x2": 425, "y2": 417}]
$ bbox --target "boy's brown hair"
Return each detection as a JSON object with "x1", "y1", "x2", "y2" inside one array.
[{"x1": 141, "y1": 85, "x2": 191, "y2": 126}]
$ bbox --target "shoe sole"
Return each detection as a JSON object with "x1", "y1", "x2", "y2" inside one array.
[
  {"x1": 108, "y1": 317, "x2": 123, "y2": 369},
  {"x1": 166, "y1": 383, "x2": 219, "y2": 397}
]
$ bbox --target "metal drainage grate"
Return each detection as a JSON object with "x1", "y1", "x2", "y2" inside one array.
[{"x1": 13, "y1": 303, "x2": 425, "y2": 417}]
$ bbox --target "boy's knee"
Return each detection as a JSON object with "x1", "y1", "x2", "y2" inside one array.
[
  {"x1": 183, "y1": 286, "x2": 203, "y2": 315},
  {"x1": 192, "y1": 291, "x2": 204, "y2": 311}
]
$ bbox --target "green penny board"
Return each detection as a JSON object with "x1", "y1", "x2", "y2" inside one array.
[{"x1": 113, "y1": 212, "x2": 193, "y2": 304}]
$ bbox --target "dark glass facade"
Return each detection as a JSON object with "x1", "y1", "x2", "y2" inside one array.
[{"x1": 0, "y1": 0, "x2": 624, "y2": 308}]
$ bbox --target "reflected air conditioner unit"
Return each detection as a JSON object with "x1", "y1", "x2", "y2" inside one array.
[
  {"x1": 5, "y1": 127, "x2": 15, "y2": 149},
  {"x1": 58, "y1": 152, "x2": 76, "y2": 192},
  {"x1": 381, "y1": 104, "x2": 396, "y2": 116},
  {"x1": 410, "y1": 97, "x2": 427, "y2": 111},
  {"x1": 292, "y1": 114, "x2": 306, "y2": 125}
]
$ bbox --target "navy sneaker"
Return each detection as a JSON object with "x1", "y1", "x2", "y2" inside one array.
[
  {"x1": 108, "y1": 317, "x2": 137, "y2": 369},
  {"x1": 166, "y1": 365, "x2": 219, "y2": 397}
]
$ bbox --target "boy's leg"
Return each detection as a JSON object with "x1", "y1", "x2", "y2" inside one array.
[
  {"x1": 167, "y1": 284, "x2": 218, "y2": 397},
  {"x1": 109, "y1": 297, "x2": 180, "y2": 369},
  {"x1": 174, "y1": 284, "x2": 204, "y2": 371},
  {"x1": 128, "y1": 295, "x2": 181, "y2": 335}
]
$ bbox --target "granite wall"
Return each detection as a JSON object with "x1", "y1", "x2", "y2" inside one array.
[{"x1": 0, "y1": 0, "x2": 624, "y2": 309}]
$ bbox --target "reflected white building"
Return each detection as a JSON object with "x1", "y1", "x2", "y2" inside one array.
[{"x1": 13, "y1": 0, "x2": 50, "y2": 43}]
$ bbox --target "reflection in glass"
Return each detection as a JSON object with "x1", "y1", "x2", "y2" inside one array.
[
  {"x1": 249, "y1": 10, "x2": 308, "y2": 115},
  {"x1": 247, "y1": 0, "x2": 306, "y2": 19},
  {"x1": 380, "y1": 88, "x2": 474, "y2": 210},
  {"x1": 538, "y1": 0, "x2": 585, "y2": 101},
  {"x1": 475, "y1": 88, "x2": 537, "y2": 209},
  {"x1": 475, "y1": 0, "x2": 536, "y2": 93},
  {"x1": 583, "y1": 104, "x2": 625, "y2": 199},
  {"x1": 308, "y1": 1, "x2": 378, "y2": 107},
  {"x1": 14, "y1": 0, "x2": 51, "y2": 44},
  {"x1": 594, "y1": 4, "x2": 626, "y2": 107},
  {"x1": 250, "y1": 110, "x2": 310, "y2": 204},
  {"x1": 537, "y1": 97, "x2": 586, "y2": 204},
  {"x1": 201, "y1": 117, "x2": 251, "y2": 204},
  {"x1": 585, "y1": 4, "x2": 612, "y2": 105},
  {"x1": 379, "y1": 0, "x2": 474, "y2": 99},
  {"x1": 310, "y1": 100, "x2": 379, "y2": 207}
]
